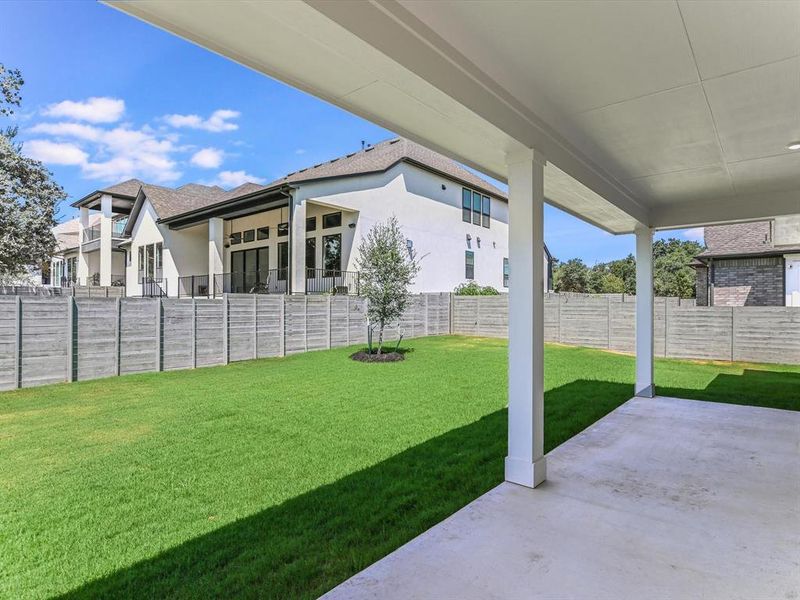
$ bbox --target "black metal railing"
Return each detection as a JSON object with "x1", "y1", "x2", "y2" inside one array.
[
  {"x1": 178, "y1": 274, "x2": 212, "y2": 298},
  {"x1": 214, "y1": 269, "x2": 288, "y2": 295},
  {"x1": 60, "y1": 276, "x2": 77, "y2": 288},
  {"x1": 305, "y1": 269, "x2": 360, "y2": 295},
  {"x1": 141, "y1": 277, "x2": 167, "y2": 297}
]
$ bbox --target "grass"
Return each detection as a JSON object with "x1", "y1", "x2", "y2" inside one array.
[{"x1": 1, "y1": 336, "x2": 798, "y2": 599}]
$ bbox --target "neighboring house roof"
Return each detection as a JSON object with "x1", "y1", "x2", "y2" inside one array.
[
  {"x1": 71, "y1": 137, "x2": 507, "y2": 228},
  {"x1": 267, "y1": 137, "x2": 507, "y2": 199},
  {"x1": 52, "y1": 214, "x2": 102, "y2": 252},
  {"x1": 697, "y1": 220, "x2": 800, "y2": 259}
]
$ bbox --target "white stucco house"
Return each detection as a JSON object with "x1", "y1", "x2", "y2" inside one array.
[{"x1": 49, "y1": 138, "x2": 553, "y2": 297}]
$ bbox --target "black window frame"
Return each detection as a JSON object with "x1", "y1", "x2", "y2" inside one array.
[
  {"x1": 305, "y1": 237, "x2": 317, "y2": 279},
  {"x1": 277, "y1": 242, "x2": 289, "y2": 280},
  {"x1": 472, "y1": 191, "x2": 482, "y2": 225},
  {"x1": 462, "y1": 188, "x2": 471, "y2": 223},
  {"x1": 306, "y1": 216, "x2": 317, "y2": 232},
  {"x1": 322, "y1": 211, "x2": 342, "y2": 229},
  {"x1": 257, "y1": 226, "x2": 269, "y2": 240},
  {"x1": 277, "y1": 223, "x2": 289, "y2": 237},
  {"x1": 322, "y1": 233, "x2": 342, "y2": 277},
  {"x1": 243, "y1": 229, "x2": 255, "y2": 243},
  {"x1": 230, "y1": 232, "x2": 242, "y2": 245},
  {"x1": 465, "y1": 250, "x2": 475, "y2": 280},
  {"x1": 503, "y1": 257, "x2": 509, "y2": 288},
  {"x1": 482, "y1": 196, "x2": 491, "y2": 228}
]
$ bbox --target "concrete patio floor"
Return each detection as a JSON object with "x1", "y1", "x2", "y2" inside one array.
[{"x1": 323, "y1": 396, "x2": 800, "y2": 600}]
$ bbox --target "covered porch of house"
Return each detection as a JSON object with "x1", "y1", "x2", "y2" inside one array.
[
  {"x1": 324, "y1": 395, "x2": 800, "y2": 599},
  {"x1": 165, "y1": 188, "x2": 361, "y2": 298},
  {"x1": 109, "y1": 1, "x2": 800, "y2": 596}
]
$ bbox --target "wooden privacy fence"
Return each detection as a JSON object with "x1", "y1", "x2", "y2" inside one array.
[
  {"x1": 0, "y1": 293, "x2": 451, "y2": 391},
  {"x1": 452, "y1": 293, "x2": 800, "y2": 365}
]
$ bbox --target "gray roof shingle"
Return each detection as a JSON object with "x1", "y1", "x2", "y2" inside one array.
[{"x1": 268, "y1": 137, "x2": 506, "y2": 199}]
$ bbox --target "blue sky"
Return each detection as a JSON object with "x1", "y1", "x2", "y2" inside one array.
[{"x1": 1, "y1": 0, "x2": 702, "y2": 264}]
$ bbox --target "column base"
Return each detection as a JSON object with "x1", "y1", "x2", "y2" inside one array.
[
  {"x1": 635, "y1": 384, "x2": 655, "y2": 398},
  {"x1": 505, "y1": 455, "x2": 547, "y2": 488}
]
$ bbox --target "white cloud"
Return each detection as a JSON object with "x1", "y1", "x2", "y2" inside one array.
[
  {"x1": 42, "y1": 97, "x2": 125, "y2": 123},
  {"x1": 190, "y1": 147, "x2": 224, "y2": 169},
  {"x1": 24, "y1": 140, "x2": 88, "y2": 165},
  {"x1": 210, "y1": 170, "x2": 265, "y2": 188},
  {"x1": 295, "y1": 148, "x2": 306, "y2": 155},
  {"x1": 163, "y1": 109, "x2": 240, "y2": 132},
  {"x1": 683, "y1": 227, "x2": 705, "y2": 242},
  {"x1": 26, "y1": 120, "x2": 181, "y2": 183}
]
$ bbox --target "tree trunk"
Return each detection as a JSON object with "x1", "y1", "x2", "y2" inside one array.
[{"x1": 377, "y1": 323, "x2": 384, "y2": 355}]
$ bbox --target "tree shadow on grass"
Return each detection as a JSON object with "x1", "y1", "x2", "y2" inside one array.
[{"x1": 57, "y1": 380, "x2": 634, "y2": 600}]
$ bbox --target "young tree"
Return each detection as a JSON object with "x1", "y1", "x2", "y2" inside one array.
[
  {"x1": 0, "y1": 64, "x2": 62, "y2": 282},
  {"x1": 553, "y1": 258, "x2": 589, "y2": 293},
  {"x1": 355, "y1": 216, "x2": 419, "y2": 354}
]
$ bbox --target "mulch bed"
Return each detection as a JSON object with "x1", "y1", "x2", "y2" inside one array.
[{"x1": 350, "y1": 350, "x2": 405, "y2": 363}]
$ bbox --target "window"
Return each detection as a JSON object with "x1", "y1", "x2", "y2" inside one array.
[
  {"x1": 305, "y1": 237, "x2": 316, "y2": 279},
  {"x1": 230, "y1": 247, "x2": 268, "y2": 292},
  {"x1": 472, "y1": 191, "x2": 482, "y2": 225},
  {"x1": 465, "y1": 251, "x2": 475, "y2": 280},
  {"x1": 462, "y1": 188, "x2": 471, "y2": 223},
  {"x1": 503, "y1": 257, "x2": 509, "y2": 288},
  {"x1": 323, "y1": 234, "x2": 342, "y2": 276},
  {"x1": 230, "y1": 232, "x2": 242, "y2": 245},
  {"x1": 138, "y1": 246, "x2": 145, "y2": 282},
  {"x1": 257, "y1": 227, "x2": 269, "y2": 240},
  {"x1": 243, "y1": 229, "x2": 255, "y2": 243},
  {"x1": 306, "y1": 216, "x2": 317, "y2": 232},
  {"x1": 277, "y1": 242, "x2": 288, "y2": 280},
  {"x1": 462, "y1": 187, "x2": 492, "y2": 228},
  {"x1": 155, "y1": 242, "x2": 163, "y2": 279},
  {"x1": 277, "y1": 223, "x2": 289, "y2": 237},
  {"x1": 322, "y1": 212, "x2": 342, "y2": 229}
]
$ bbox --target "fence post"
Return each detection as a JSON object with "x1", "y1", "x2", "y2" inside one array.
[
  {"x1": 191, "y1": 298, "x2": 197, "y2": 369},
  {"x1": 155, "y1": 297, "x2": 162, "y2": 372},
  {"x1": 304, "y1": 295, "x2": 309, "y2": 353},
  {"x1": 327, "y1": 295, "x2": 332, "y2": 349},
  {"x1": 424, "y1": 293, "x2": 429, "y2": 336},
  {"x1": 14, "y1": 296, "x2": 22, "y2": 388},
  {"x1": 222, "y1": 294, "x2": 229, "y2": 364},
  {"x1": 607, "y1": 295, "x2": 611, "y2": 349},
  {"x1": 115, "y1": 297, "x2": 121, "y2": 376},
  {"x1": 346, "y1": 295, "x2": 351, "y2": 346},
  {"x1": 730, "y1": 307, "x2": 735, "y2": 362},
  {"x1": 253, "y1": 294, "x2": 258, "y2": 360},
  {"x1": 279, "y1": 294, "x2": 286, "y2": 357},
  {"x1": 449, "y1": 293, "x2": 454, "y2": 335}
]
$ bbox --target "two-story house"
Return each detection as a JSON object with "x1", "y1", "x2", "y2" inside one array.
[{"x1": 51, "y1": 138, "x2": 553, "y2": 297}]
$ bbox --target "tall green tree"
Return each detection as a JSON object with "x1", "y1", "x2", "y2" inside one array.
[
  {"x1": 355, "y1": 216, "x2": 419, "y2": 354},
  {"x1": 0, "y1": 63, "x2": 62, "y2": 282},
  {"x1": 553, "y1": 258, "x2": 589, "y2": 293}
]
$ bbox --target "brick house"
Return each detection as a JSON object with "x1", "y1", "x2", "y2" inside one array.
[{"x1": 694, "y1": 217, "x2": 800, "y2": 307}]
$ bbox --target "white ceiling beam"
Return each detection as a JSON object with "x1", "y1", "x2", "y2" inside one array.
[{"x1": 652, "y1": 189, "x2": 800, "y2": 230}]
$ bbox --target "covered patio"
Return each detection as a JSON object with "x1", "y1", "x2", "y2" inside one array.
[
  {"x1": 324, "y1": 396, "x2": 800, "y2": 599},
  {"x1": 107, "y1": 1, "x2": 800, "y2": 596}
]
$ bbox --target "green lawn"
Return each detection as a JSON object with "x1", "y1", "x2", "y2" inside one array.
[{"x1": 1, "y1": 336, "x2": 798, "y2": 599}]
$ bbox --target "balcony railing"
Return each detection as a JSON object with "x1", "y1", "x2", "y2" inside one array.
[
  {"x1": 305, "y1": 269, "x2": 360, "y2": 295},
  {"x1": 178, "y1": 274, "x2": 212, "y2": 298},
  {"x1": 141, "y1": 277, "x2": 167, "y2": 297},
  {"x1": 214, "y1": 269, "x2": 289, "y2": 295},
  {"x1": 82, "y1": 219, "x2": 129, "y2": 243}
]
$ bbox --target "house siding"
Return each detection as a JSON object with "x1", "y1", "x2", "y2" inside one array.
[
  {"x1": 695, "y1": 266, "x2": 708, "y2": 306},
  {"x1": 709, "y1": 257, "x2": 784, "y2": 307}
]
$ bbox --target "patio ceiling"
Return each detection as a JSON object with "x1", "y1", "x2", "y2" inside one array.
[{"x1": 108, "y1": 1, "x2": 800, "y2": 233}]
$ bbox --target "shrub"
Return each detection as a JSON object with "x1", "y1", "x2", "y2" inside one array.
[{"x1": 454, "y1": 282, "x2": 500, "y2": 296}]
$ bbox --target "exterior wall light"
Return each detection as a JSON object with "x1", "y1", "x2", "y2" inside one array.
[{"x1": 787, "y1": 142, "x2": 800, "y2": 151}]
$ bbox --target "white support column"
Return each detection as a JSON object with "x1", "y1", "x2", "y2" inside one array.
[
  {"x1": 290, "y1": 198, "x2": 306, "y2": 295},
  {"x1": 635, "y1": 225, "x2": 655, "y2": 398},
  {"x1": 505, "y1": 148, "x2": 547, "y2": 489},
  {"x1": 208, "y1": 217, "x2": 224, "y2": 295},
  {"x1": 99, "y1": 194, "x2": 113, "y2": 287},
  {"x1": 77, "y1": 207, "x2": 90, "y2": 284}
]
